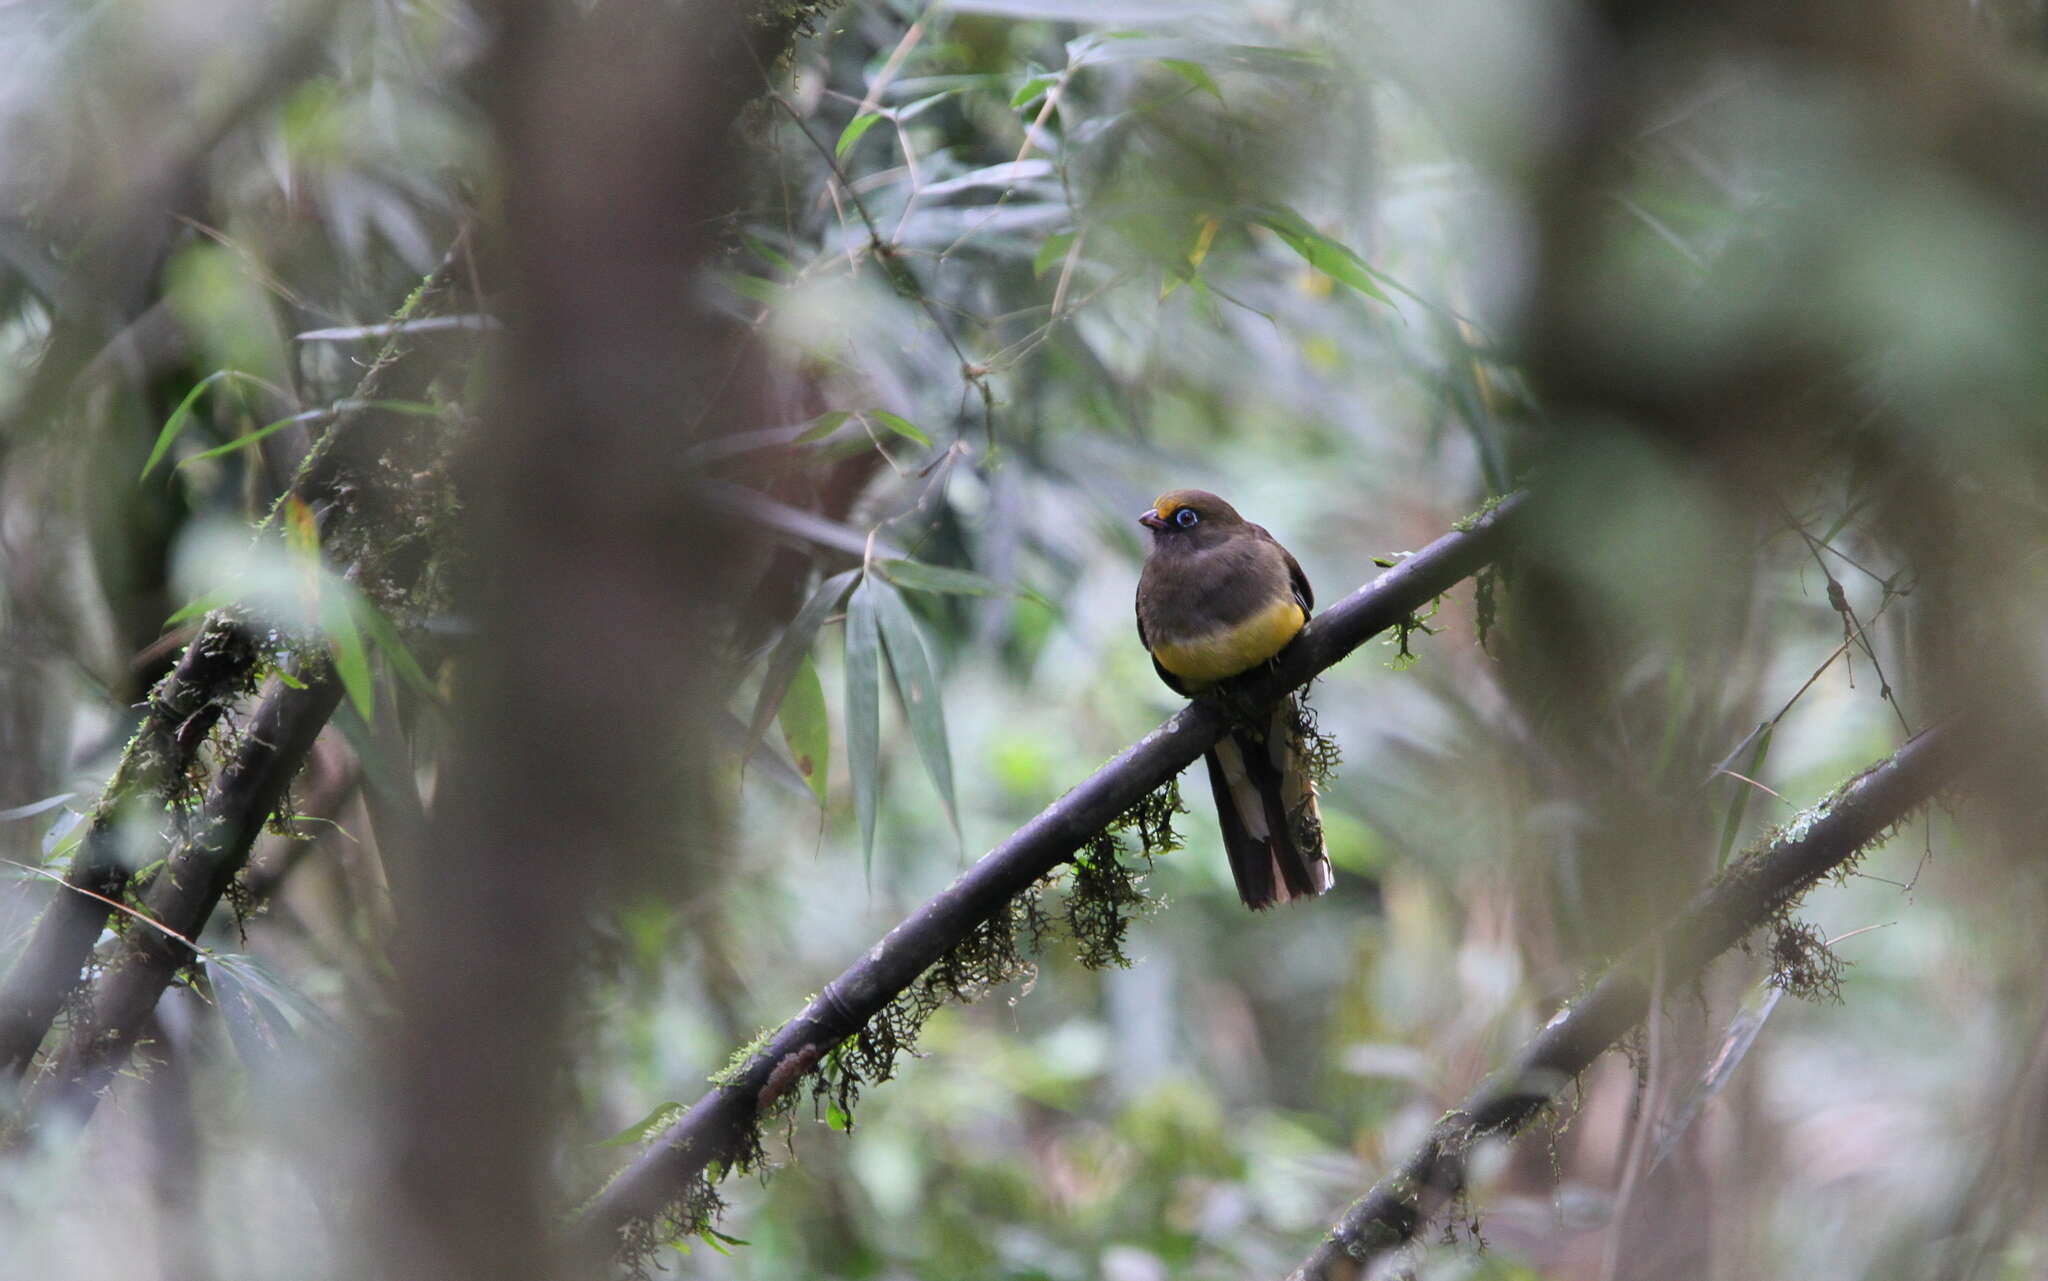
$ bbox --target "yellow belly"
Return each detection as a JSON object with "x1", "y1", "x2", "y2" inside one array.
[{"x1": 1151, "y1": 597, "x2": 1306, "y2": 686}]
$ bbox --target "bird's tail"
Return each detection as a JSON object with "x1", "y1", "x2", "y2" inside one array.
[{"x1": 1204, "y1": 697, "x2": 1333, "y2": 910}]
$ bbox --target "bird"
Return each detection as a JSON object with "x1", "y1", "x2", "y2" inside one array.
[{"x1": 1134, "y1": 489, "x2": 1334, "y2": 910}]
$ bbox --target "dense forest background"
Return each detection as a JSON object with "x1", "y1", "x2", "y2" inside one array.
[{"x1": 4, "y1": 1, "x2": 2048, "y2": 1279}]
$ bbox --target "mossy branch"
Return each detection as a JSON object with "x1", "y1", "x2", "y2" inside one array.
[
  {"x1": 0, "y1": 249, "x2": 471, "y2": 1084},
  {"x1": 1286, "y1": 723, "x2": 1963, "y2": 1281},
  {"x1": 577, "y1": 493, "x2": 1526, "y2": 1258},
  {"x1": 0, "y1": 616, "x2": 259, "y2": 1078},
  {"x1": 8, "y1": 663, "x2": 344, "y2": 1140}
]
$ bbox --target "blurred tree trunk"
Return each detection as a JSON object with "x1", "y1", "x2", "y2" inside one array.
[{"x1": 364, "y1": 2, "x2": 802, "y2": 1276}]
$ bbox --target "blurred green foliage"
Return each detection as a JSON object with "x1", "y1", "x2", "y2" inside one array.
[{"x1": 6, "y1": 0, "x2": 2048, "y2": 1279}]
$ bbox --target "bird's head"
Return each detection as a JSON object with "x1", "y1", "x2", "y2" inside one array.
[{"x1": 1139, "y1": 489, "x2": 1244, "y2": 550}]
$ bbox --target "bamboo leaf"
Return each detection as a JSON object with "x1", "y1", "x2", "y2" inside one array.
[
  {"x1": 1010, "y1": 74, "x2": 1057, "y2": 109},
  {"x1": 140, "y1": 370, "x2": 294, "y2": 479},
  {"x1": 1161, "y1": 58, "x2": 1222, "y2": 101},
  {"x1": 777, "y1": 656, "x2": 830, "y2": 806},
  {"x1": 142, "y1": 371, "x2": 232, "y2": 480},
  {"x1": 40, "y1": 808, "x2": 84, "y2": 860},
  {"x1": 176, "y1": 408, "x2": 322, "y2": 468},
  {"x1": 1033, "y1": 230, "x2": 1077, "y2": 279},
  {"x1": 744, "y1": 569, "x2": 859, "y2": 762},
  {"x1": 835, "y1": 111, "x2": 884, "y2": 158},
  {"x1": 1651, "y1": 982, "x2": 1784, "y2": 1171},
  {"x1": 872, "y1": 580, "x2": 958, "y2": 840},
  {"x1": 866, "y1": 409, "x2": 932, "y2": 448},
  {"x1": 739, "y1": 232, "x2": 795, "y2": 274},
  {"x1": 349, "y1": 588, "x2": 443, "y2": 710},
  {"x1": 207, "y1": 952, "x2": 348, "y2": 1046},
  {"x1": 165, "y1": 591, "x2": 233, "y2": 626},
  {"x1": 845, "y1": 577, "x2": 883, "y2": 872},
  {"x1": 0, "y1": 793, "x2": 75, "y2": 823},
  {"x1": 1715, "y1": 722, "x2": 1774, "y2": 869},
  {"x1": 876, "y1": 558, "x2": 1001, "y2": 597},
  {"x1": 725, "y1": 274, "x2": 782, "y2": 306},
  {"x1": 795, "y1": 410, "x2": 851, "y2": 444},
  {"x1": 1253, "y1": 205, "x2": 1392, "y2": 304},
  {"x1": 598, "y1": 1101, "x2": 684, "y2": 1148},
  {"x1": 321, "y1": 586, "x2": 375, "y2": 723}
]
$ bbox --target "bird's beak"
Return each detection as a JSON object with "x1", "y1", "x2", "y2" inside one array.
[{"x1": 1137, "y1": 508, "x2": 1167, "y2": 530}]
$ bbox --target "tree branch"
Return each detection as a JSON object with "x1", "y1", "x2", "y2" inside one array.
[
  {"x1": 10, "y1": 664, "x2": 343, "y2": 1138},
  {"x1": 1286, "y1": 723, "x2": 1964, "y2": 1281},
  {"x1": 578, "y1": 493, "x2": 1525, "y2": 1251},
  {"x1": 0, "y1": 616, "x2": 257, "y2": 1079},
  {"x1": 0, "y1": 250, "x2": 470, "y2": 1083}
]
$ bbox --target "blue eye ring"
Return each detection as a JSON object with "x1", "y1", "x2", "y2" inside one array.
[{"x1": 1174, "y1": 507, "x2": 1199, "y2": 528}]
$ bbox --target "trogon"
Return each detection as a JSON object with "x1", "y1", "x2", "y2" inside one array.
[{"x1": 1135, "y1": 489, "x2": 1333, "y2": 910}]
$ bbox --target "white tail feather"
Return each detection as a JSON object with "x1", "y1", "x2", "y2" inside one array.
[{"x1": 1212, "y1": 737, "x2": 1270, "y2": 841}]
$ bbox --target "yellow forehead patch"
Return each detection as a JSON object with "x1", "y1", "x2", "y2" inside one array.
[{"x1": 1152, "y1": 492, "x2": 1192, "y2": 517}]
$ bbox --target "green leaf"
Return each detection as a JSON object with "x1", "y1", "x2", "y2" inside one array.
[
  {"x1": 740, "y1": 232, "x2": 796, "y2": 274},
  {"x1": 349, "y1": 589, "x2": 443, "y2": 710},
  {"x1": 699, "y1": 1228, "x2": 751, "y2": 1255},
  {"x1": 0, "y1": 793, "x2": 74, "y2": 823},
  {"x1": 1714, "y1": 722, "x2": 1774, "y2": 869},
  {"x1": 867, "y1": 409, "x2": 931, "y2": 448},
  {"x1": 40, "y1": 808, "x2": 84, "y2": 861},
  {"x1": 176, "y1": 408, "x2": 319, "y2": 468},
  {"x1": 872, "y1": 581, "x2": 958, "y2": 840},
  {"x1": 876, "y1": 558, "x2": 1000, "y2": 597},
  {"x1": 777, "y1": 656, "x2": 830, "y2": 806},
  {"x1": 165, "y1": 590, "x2": 233, "y2": 626},
  {"x1": 1033, "y1": 230, "x2": 1077, "y2": 279},
  {"x1": 142, "y1": 370, "x2": 234, "y2": 479},
  {"x1": 1010, "y1": 74, "x2": 1057, "y2": 109},
  {"x1": 598, "y1": 1101, "x2": 684, "y2": 1148},
  {"x1": 320, "y1": 585, "x2": 375, "y2": 723},
  {"x1": 745, "y1": 569, "x2": 859, "y2": 762},
  {"x1": 795, "y1": 410, "x2": 851, "y2": 444},
  {"x1": 206, "y1": 952, "x2": 348, "y2": 1044},
  {"x1": 835, "y1": 111, "x2": 884, "y2": 158},
  {"x1": 1254, "y1": 206, "x2": 1392, "y2": 304},
  {"x1": 1161, "y1": 58, "x2": 1222, "y2": 101},
  {"x1": 845, "y1": 577, "x2": 883, "y2": 874},
  {"x1": 725, "y1": 274, "x2": 782, "y2": 306},
  {"x1": 826, "y1": 1103, "x2": 852, "y2": 1131}
]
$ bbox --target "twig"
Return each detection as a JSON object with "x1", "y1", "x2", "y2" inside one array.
[
  {"x1": 577, "y1": 494, "x2": 1525, "y2": 1252},
  {"x1": 856, "y1": 21, "x2": 925, "y2": 118},
  {"x1": 1598, "y1": 945, "x2": 1663, "y2": 1281},
  {"x1": 0, "y1": 861, "x2": 206, "y2": 957},
  {"x1": 766, "y1": 91, "x2": 995, "y2": 436},
  {"x1": 1286, "y1": 724, "x2": 1963, "y2": 1281}
]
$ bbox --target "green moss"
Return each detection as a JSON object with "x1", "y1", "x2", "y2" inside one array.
[
  {"x1": 617, "y1": 781, "x2": 1190, "y2": 1269},
  {"x1": 1390, "y1": 598, "x2": 1442, "y2": 669},
  {"x1": 1451, "y1": 491, "x2": 1508, "y2": 534},
  {"x1": 1473, "y1": 563, "x2": 1499, "y2": 652},
  {"x1": 709, "y1": 1023, "x2": 783, "y2": 1091}
]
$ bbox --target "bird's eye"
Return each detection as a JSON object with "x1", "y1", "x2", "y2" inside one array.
[{"x1": 1174, "y1": 507, "x2": 1199, "y2": 528}]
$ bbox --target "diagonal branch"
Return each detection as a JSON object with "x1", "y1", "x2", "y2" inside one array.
[
  {"x1": 9, "y1": 664, "x2": 344, "y2": 1139},
  {"x1": 578, "y1": 493, "x2": 1525, "y2": 1251},
  {"x1": 0, "y1": 616, "x2": 258, "y2": 1079},
  {"x1": 1286, "y1": 722, "x2": 1964, "y2": 1281},
  {"x1": 0, "y1": 249, "x2": 471, "y2": 1082}
]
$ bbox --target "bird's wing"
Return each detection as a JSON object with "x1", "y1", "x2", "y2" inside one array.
[
  {"x1": 1251, "y1": 523, "x2": 1314, "y2": 614},
  {"x1": 1283, "y1": 545, "x2": 1313, "y2": 614}
]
